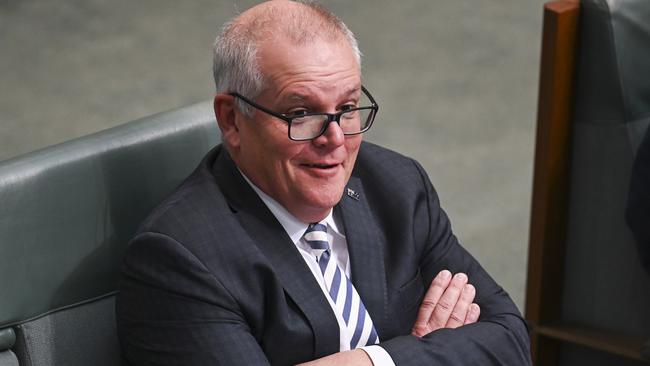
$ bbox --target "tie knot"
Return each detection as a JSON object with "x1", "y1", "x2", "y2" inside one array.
[{"x1": 303, "y1": 223, "x2": 330, "y2": 253}]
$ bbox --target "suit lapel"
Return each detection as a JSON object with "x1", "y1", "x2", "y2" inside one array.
[
  {"x1": 211, "y1": 150, "x2": 339, "y2": 358},
  {"x1": 337, "y1": 176, "x2": 388, "y2": 336}
]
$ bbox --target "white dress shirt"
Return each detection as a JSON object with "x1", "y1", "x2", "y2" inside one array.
[{"x1": 239, "y1": 172, "x2": 395, "y2": 366}]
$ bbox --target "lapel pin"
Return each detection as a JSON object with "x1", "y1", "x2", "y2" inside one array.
[{"x1": 347, "y1": 188, "x2": 360, "y2": 201}]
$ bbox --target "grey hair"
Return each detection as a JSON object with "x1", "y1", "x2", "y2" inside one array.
[
  {"x1": 212, "y1": 0, "x2": 362, "y2": 117},
  {"x1": 212, "y1": 19, "x2": 262, "y2": 116}
]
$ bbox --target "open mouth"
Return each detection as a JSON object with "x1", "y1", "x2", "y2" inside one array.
[{"x1": 302, "y1": 163, "x2": 338, "y2": 169}]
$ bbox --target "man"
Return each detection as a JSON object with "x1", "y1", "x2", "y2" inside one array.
[{"x1": 116, "y1": 1, "x2": 531, "y2": 365}]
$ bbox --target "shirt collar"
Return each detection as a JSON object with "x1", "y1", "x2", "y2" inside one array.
[{"x1": 237, "y1": 169, "x2": 342, "y2": 244}]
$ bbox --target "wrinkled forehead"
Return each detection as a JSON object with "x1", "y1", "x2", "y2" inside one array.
[{"x1": 257, "y1": 36, "x2": 361, "y2": 92}]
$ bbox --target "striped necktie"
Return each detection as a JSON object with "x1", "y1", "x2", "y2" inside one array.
[{"x1": 303, "y1": 222, "x2": 379, "y2": 349}]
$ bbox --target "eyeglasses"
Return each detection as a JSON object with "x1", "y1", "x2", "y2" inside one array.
[{"x1": 229, "y1": 85, "x2": 379, "y2": 141}]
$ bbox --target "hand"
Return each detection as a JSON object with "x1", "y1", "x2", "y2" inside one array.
[{"x1": 411, "y1": 270, "x2": 481, "y2": 337}]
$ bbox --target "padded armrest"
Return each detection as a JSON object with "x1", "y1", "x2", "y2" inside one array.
[{"x1": 0, "y1": 328, "x2": 15, "y2": 351}]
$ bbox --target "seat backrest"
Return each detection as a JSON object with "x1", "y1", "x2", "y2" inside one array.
[
  {"x1": 526, "y1": 0, "x2": 650, "y2": 365},
  {"x1": 0, "y1": 101, "x2": 219, "y2": 366},
  {"x1": 562, "y1": 0, "x2": 650, "y2": 340}
]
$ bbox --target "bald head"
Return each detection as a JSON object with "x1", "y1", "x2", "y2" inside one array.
[
  {"x1": 212, "y1": 0, "x2": 361, "y2": 113},
  {"x1": 235, "y1": 0, "x2": 357, "y2": 47}
]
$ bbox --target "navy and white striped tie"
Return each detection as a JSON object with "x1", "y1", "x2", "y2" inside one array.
[{"x1": 303, "y1": 222, "x2": 379, "y2": 349}]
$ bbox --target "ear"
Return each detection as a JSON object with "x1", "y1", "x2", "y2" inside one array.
[{"x1": 214, "y1": 94, "x2": 241, "y2": 152}]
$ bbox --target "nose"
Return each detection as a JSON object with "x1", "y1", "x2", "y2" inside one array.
[{"x1": 312, "y1": 119, "x2": 345, "y2": 148}]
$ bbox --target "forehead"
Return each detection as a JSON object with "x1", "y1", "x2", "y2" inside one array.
[{"x1": 257, "y1": 36, "x2": 361, "y2": 97}]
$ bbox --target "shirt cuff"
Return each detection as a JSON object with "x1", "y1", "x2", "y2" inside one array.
[{"x1": 360, "y1": 345, "x2": 396, "y2": 366}]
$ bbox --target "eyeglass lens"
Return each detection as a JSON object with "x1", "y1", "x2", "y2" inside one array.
[{"x1": 290, "y1": 108, "x2": 375, "y2": 140}]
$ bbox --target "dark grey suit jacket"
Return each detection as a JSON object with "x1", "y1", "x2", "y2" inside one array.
[{"x1": 116, "y1": 142, "x2": 531, "y2": 365}]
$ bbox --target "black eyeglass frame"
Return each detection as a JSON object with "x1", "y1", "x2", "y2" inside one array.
[{"x1": 229, "y1": 85, "x2": 379, "y2": 141}]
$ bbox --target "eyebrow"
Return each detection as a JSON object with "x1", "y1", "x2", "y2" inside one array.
[
  {"x1": 287, "y1": 94, "x2": 307, "y2": 102},
  {"x1": 285, "y1": 86, "x2": 361, "y2": 103}
]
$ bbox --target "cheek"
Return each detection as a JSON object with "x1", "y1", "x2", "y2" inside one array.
[
  {"x1": 276, "y1": 144, "x2": 307, "y2": 175},
  {"x1": 249, "y1": 127, "x2": 294, "y2": 164},
  {"x1": 345, "y1": 138, "x2": 362, "y2": 161}
]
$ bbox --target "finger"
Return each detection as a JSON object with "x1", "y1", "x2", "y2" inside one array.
[
  {"x1": 411, "y1": 270, "x2": 452, "y2": 336},
  {"x1": 465, "y1": 303, "x2": 481, "y2": 324},
  {"x1": 429, "y1": 272, "x2": 468, "y2": 330},
  {"x1": 446, "y1": 283, "x2": 475, "y2": 328}
]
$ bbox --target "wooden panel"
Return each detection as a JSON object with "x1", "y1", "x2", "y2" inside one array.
[
  {"x1": 526, "y1": 0, "x2": 579, "y2": 322},
  {"x1": 525, "y1": 1, "x2": 580, "y2": 364},
  {"x1": 531, "y1": 330, "x2": 562, "y2": 366},
  {"x1": 537, "y1": 325, "x2": 650, "y2": 363}
]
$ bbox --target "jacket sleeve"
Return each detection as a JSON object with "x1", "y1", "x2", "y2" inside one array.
[
  {"x1": 116, "y1": 232, "x2": 271, "y2": 366},
  {"x1": 379, "y1": 159, "x2": 532, "y2": 365}
]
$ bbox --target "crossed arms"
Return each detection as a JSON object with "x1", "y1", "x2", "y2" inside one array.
[{"x1": 300, "y1": 269, "x2": 483, "y2": 365}]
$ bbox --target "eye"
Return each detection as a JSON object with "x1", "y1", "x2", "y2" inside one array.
[
  {"x1": 339, "y1": 104, "x2": 357, "y2": 112},
  {"x1": 286, "y1": 109, "x2": 309, "y2": 118}
]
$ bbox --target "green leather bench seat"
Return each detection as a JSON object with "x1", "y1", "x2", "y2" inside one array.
[{"x1": 0, "y1": 101, "x2": 219, "y2": 366}]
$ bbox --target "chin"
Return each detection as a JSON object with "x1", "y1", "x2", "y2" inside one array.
[{"x1": 307, "y1": 190, "x2": 344, "y2": 211}]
